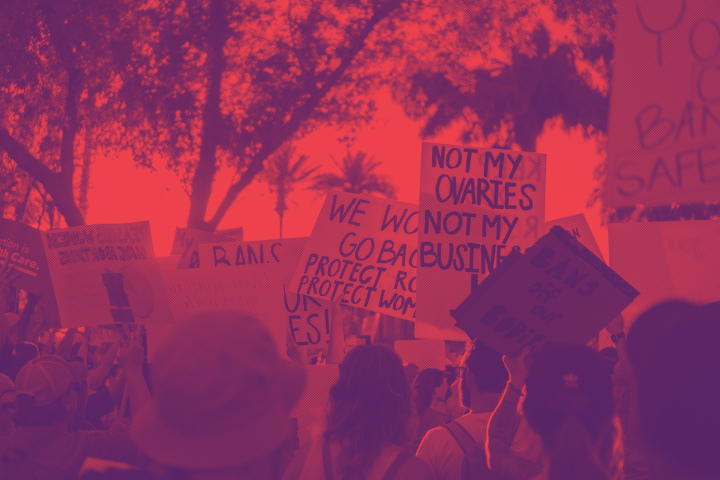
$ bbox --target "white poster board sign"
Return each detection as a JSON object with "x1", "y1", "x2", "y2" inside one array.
[
  {"x1": 42, "y1": 221, "x2": 174, "y2": 327},
  {"x1": 417, "y1": 142, "x2": 546, "y2": 338},
  {"x1": 605, "y1": 0, "x2": 720, "y2": 207},
  {"x1": 289, "y1": 191, "x2": 418, "y2": 321},
  {"x1": 609, "y1": 220, "x2": 720, "y2": 324}
]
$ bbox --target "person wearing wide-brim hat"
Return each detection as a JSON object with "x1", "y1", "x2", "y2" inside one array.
[{"x1": 82, "y1": 310, "x2": 307, "y2": 480}]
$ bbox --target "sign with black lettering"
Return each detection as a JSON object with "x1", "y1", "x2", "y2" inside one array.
[
  {"x1": 171, "y1": 226, "x2": 243, "y2": 269},
  {"x1": 605, "y1": 0, "x2": 720, "y2": 207},
  {"x1": 42, "y1": 221, "x2": 174, "y2": 327},
  {"x1": 417, "y1": 142, "x2": 546, "y2": 337},
  {"x1": 288, "y1": 190, "x2": 418, "y2": 321},
  {"x1": 0, "y1": 218, "x2": 60, "y2": 327},
  {"x1": 609, "y1": 220, "x2": 720, "y2": 324},
  {"x1": 451, "y1": 226, "x2": 638, "y2": 356},
  {"x1": 162, "y1": 238, "x2": 328, "y2": 353}
]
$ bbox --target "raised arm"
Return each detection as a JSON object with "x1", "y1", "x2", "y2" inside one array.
[{"x1": 486, "y1": 347, "x2": 542, "y2": 479}]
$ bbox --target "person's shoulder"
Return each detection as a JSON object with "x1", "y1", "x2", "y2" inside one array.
[
  {"x1": 397, "y1": 453, "x2": 435, "y2": 480},
  {"x1": 454, "y1": 412, "x2": 491, "y2": 433}
]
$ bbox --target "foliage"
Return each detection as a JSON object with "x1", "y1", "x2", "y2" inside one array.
[
  {"x1": 309, "y1": 150, "x2": 396, "y2": 199},
  {"x1": 262, "y1": 142, "x2": 319, "y2": 237}
]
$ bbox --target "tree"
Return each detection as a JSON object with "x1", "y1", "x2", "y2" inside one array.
[
  {"x1": 0, "y1": 0, "x2": 144, "y2": 227},
  {"x1": 390, "y1": 0, "x2": 614, "y2": 152},
  {"x1": 309, "y1": 150, "x2": 396, "y2": 199},
  {"x1": 2, "y1": 0, "x2": 617, "y2": 231},
  {"x1": 262, "y1": 143, "x2": 319, "y2": 238},
  {"x1": 108, "y1": 0, "x2": 407, "y2": 232}
]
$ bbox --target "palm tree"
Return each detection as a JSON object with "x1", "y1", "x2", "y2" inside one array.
[
  {"x1": 309, "y1": 150, "x2": 397, "y2": 199},
  {"x1": 310, "y1": 150, "x2": 408, "y2": 343},
  {"x1": 263, "y1": 143, "x2": 319, "y2": 238}
]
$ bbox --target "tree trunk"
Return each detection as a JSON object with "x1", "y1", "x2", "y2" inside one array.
[{"x1": 186, "y1": 0, "x2": 228, "y2": 231}]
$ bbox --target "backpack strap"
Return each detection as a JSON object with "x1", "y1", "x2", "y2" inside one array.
[
  {"x1": 379, "y1": 450, "x2": 413, "y2": 480},
  {"x1": 445, "y1": 421, "x2": 491, "y2": 478}
]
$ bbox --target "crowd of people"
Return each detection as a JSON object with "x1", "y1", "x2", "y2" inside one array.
[{"x1": 0, "y1": 258, "x2": 718, "y2": 480}]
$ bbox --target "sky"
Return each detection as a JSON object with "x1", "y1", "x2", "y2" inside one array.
[{"x1": 86, "y1": 87, "x2": 608, "y2": 260}]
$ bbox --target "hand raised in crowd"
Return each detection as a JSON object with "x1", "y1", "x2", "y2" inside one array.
[{"x1": 502, "y1": 345, "x2": 532, "y2": 389}]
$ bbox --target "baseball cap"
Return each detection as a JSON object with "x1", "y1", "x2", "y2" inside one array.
[
  {"x1": 131, "y1": 310, "x2": 307, "y2": 470},
  {"x1": 14, "y1": 357, "x2": 76, "y2": 407}
]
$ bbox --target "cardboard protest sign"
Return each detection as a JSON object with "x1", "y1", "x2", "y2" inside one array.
[
  {"x1": 289, "y1": 191, "x2": 418, "y2": 321},
  {"x1": 545, "y1": 214, "x2": 604, "y2": 262},
  {"x1": 394, "y1": 339, "x2": 449, "y2": 371},
  {"x1": 605, "y1": 0, "x2": 720, "y2": 208},
  {"x1": 609, "y1": 220, "x2": 720, "y2": 324},
  {"x1": 42, "y1": 221, "x2": 174, "y2": 327},
  {"x1": 162, "y1": 237, "x2": 329, "y2": 353},
  {"x1": 171, "y1": 226, "x2": 243, "y2": 268},
  {"x1": 0, "y1": 218, "x2": 61, "y2": 327},
  {"x1": 451, "y1": 226, "x2": 639, "y2": 356},
  {"x1": 418, "y1": 142, "x2": 546, "y2": 337}
]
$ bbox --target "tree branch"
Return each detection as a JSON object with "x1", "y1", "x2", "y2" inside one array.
[
  {"x1": 205, "y1": 0, "x2": 404, "y2": 230},
  {"x1": 186, "y1": 0, "x2": 229, "y2": 229}
]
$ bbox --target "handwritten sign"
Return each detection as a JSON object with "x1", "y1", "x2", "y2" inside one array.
[
  {"x1": 0, "y1": 218, "x2": 61, "y2": 327},
  {"x1": 162, "y1": 238, "x2": 328, "y2": 352},
  {"x1": 452, "y1": 226, "x2": 639, "y2": 355},
  {"x1": 418, "y1": 142, "x2": 546, "y2": 336},
  {"x1": 605, "y1": 0, "x2": 720, "y2": 207},
  {"x1": 545, "y1": 214, "x2": 604, "y2": 262},
  {"x1": 171, "y1": 226, "x2": 243, "y2": 268},
  {"x1": 609, "y1": 220, "x2": 720, "y2": 324},
  {"x1": 289, "y1": 191, "x2": 418, "y2": 321},
  {"x1": 42, "y1": 221, "x2": 174, "y2": 327}
]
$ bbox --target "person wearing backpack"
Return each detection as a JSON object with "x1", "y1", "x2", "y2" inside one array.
[
  {"x1": 285, "y1": 344, "x2": 434, "y2": 480},
  {"x1": 416, "y1": 341, "x2": 512, "y2": 480}
]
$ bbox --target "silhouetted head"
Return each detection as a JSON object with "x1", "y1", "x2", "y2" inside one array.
[
  {"x1": 459, "y1": 341, "x2": 508, "y2": 411},
  {"x1": 413, "y1": 368, "x2": 446, "y2": 417},
  {"x1": 523, "y1": 344, "x2": 613, "y2": 480},
  {"x1": 523, "y1": 344, "x2": 613, "y2": 447},
  {"x1": 627, "y1": 300, "x2": 720, "y2": 480},
  {"x1": 325, "y1": 344, "x2": 412, "y2": 479}
]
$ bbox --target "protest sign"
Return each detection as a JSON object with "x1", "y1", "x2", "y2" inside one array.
[
  {"x1": 0, "y1": 218, "x2": 61, "y2": 327},
  {"x1": 162, "y1": 237, "x2": 329, "y2": 353},
  {"x1": 42, "y1": 221, "x2": 174, "y2": 327},
  {"x1": 289, "y1": 191, "x2": 418, "y2": 321},
  {"x1": 171, "y1": 226, "x2": 243, "y2": 268},
  {"x1": 418, "y1": 142, "x2": 546, "y2": 337},
  {"x1": 545, "y1": 213, "x2": 604, "y2": 262},
  {"x1": 605, "y1": 0, "x2": 720, "y2": 208},
  {"x1": 394, "y1": 339, "x2": 449, "y2": 371},
  {"x1": 452, "y1": 226, "x2": 639, "y2": 356},
  {"x1": 609, "y1": 220, "x2": 720, "y2": 324}
]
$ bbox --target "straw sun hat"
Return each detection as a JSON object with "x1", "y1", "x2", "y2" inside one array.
[{"x1": 131, "y1": 310, "x2": 307, "y2": 470}]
